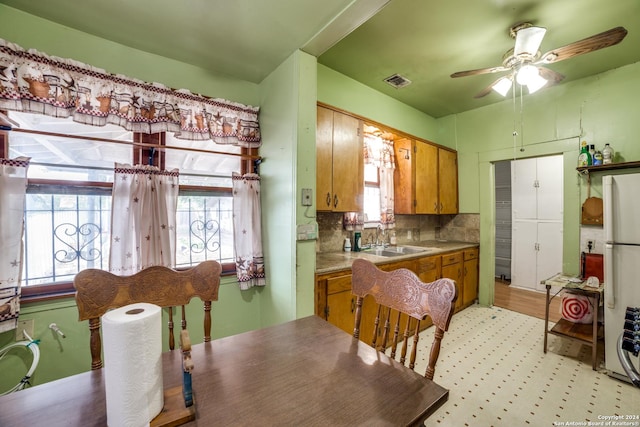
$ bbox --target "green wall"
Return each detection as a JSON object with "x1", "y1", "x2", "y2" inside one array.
[
  {"x1": 318, "y1": 64, "x2": 441, "y2": 143},
  {"x1": 0, "y1": 4, "x2": 307, "y2": 388}
]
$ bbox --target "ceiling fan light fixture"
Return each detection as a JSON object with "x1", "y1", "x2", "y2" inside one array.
[
  {"x1": 492, "y1": 76, "x2": 513, "y2": 97},
  {"x1": 516, "y1": 64, "x2": 540, "y2": 85},
  {"x1": 526, "y1": 73, "x2": 548, "y2": 94}
]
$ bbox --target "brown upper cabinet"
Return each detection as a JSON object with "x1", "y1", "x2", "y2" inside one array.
[
  {"x1": 394, "y1": 138, "x2": 458, "y2": 214},
  {"x1": 316, "y1": 106, "x2": 364, "y2": 212}
]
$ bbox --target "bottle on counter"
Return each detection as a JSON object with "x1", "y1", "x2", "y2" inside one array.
[
  {"x1": 344, "y1": 237, "x2": 351, "y2": 252},
  {"x1": 578, "y1": 141, "x2": 592, "y2": 167},
  {"x1": 602, "y1": 143, "x2": 614, "y2": 165},
  {"x1": 353, "y1": 232, "x2": 361, "y2": 252}
]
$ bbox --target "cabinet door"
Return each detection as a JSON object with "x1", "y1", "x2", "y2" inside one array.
[
  {"x1": 536, "y1": 155, "x2": 563, "y2": 221},
  {"x1": 393, "y1": 138, "x2": 414, "y2": 214},
  {"x1": 415, "y1": 142, "x2": 438, "y2": 214},
  {"x1": 416, "y1": 255, "x2": 441, "y2": 283},
  {"x1": 331, "y1": 111, "x2": 363, "y2": 212},
  {"x1": 327, "y1": 290, "x2": 355, "y2": 336},
  {"x1": 511, "y1": 221, "x2": 538, "y2": 290},
  {"x1": 536, "y1": 222, "x2": 563, "y2": 291},
  {"x1": 316, "y1": 106, "x2": 334, "y2": 210},
  {"x1": 438, "y1": 149, "x2": 458, "y2": 214},
  {"x1": 463, "y1": 257, "x2": 479, "y2": 307},
  {"x1": 512, "y1": 157, "x2": 538, "y2": 220},
  {"x1": 441, "y1": 259, "x2": 463, "y2": 312}
]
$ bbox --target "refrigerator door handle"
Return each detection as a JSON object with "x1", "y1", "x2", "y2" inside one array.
[
  {"x1": 604, "y1": 243, "x2": 614, "y2": 309},
  {"x1": 603, "y1": 175, "x2": 613, "y2": 243}
]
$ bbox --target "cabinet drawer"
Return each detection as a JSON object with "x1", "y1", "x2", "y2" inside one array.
[
  {"x1": 441, "y1": 251, "x2": 463, "y2": 266},
  {"x1": 327, "y1": 274, "x2": 352, "y2": 295},
  {"x1": 379, "y1": 259, "x2": 415, "y2": 272},
  {"x1": 416, "y1": 256, "x2": 441, "y2": 273},
  {"x1": 464, "y1": 248, "x2": 479, "y2": 261}
]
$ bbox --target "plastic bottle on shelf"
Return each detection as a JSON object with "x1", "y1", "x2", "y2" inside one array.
[
  {"x1": 593, "y1": 150, "x2": 603, "y2": 166},
  {"x1": 589, "y1": 144, "x2": 596, "y2": 160},
  {"x1": 578, "y1": 141, "x2": 592, "y2": 167},
  {"x1": 602, "y1": 143, "x2": 614, "y2": 165}
]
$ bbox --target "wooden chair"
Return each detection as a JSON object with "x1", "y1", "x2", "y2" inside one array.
[
  {"x1": 74, "y1": 260, "x2": 222, "y2": 370},
  {"x1": 351, "y1": 258, "x2": 457, "y2": 380}
]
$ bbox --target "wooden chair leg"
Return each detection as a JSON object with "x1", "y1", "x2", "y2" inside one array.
[
  {"x1": 425, "y1": 327, "x2": 445, "y2": 381},
  {"x1": 181, "y1": 305, "x2": 187, "y2": 330},
  {"x1": 89, "y1": 318, "x2": 102, "y2": 370},
  {"x1": 168, "y1": 306, "x2": 175, "y2": 350},
  {"x1": 203, "y1": 301, "x2": 212, "y2": 342}
]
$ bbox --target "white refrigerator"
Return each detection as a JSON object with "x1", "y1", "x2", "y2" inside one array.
[{"x1": 603, "y1": 173, "x2": 640, "y2": 381}]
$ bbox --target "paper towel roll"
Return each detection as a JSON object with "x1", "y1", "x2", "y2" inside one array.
[{"x1": 102, "y1": 303, "x2": 164, "y2": 427}]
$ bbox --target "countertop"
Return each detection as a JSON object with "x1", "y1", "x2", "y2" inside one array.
[{"x1": 316, "y1": 240, "x2": 479, "y2": 275}]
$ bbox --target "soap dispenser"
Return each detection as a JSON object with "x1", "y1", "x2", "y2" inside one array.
[{"x1": 343, "y1": 237, "x2": 351, "y2": 252}]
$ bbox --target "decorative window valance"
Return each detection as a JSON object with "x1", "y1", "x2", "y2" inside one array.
[{"x1": 0, "y1": 39, "x2": 261, "y2": 147}]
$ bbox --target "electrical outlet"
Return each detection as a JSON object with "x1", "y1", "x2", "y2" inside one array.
[
  {"x1": 16, "y1": 318, "x2": 34, "y2": 341},
  {"x1": 301, "y1": 188, "x2": 312, "y2": 206}
]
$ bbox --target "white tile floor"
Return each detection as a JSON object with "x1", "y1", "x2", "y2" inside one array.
[{"x1": 414, "y1": 305, "x2": 640, "y2": 426}]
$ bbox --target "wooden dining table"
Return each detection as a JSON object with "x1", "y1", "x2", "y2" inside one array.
[{"x1": 0, "y1": 315, "x2": 449, "y2": 426}]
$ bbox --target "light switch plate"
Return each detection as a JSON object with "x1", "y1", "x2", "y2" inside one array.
[{"x1": 301, "y1": 188, "x2": 312, "y2": 206}]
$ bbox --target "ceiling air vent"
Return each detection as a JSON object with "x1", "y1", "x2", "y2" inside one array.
[{"x1": 383, "y1": 73, "x2": 412, "y2": 89}]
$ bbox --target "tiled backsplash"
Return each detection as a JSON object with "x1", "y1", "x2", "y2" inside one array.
[{"x1": 316, "y1": 212, "x2": 480, "y2": 253}]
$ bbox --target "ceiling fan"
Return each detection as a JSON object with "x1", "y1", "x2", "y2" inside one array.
[{"x1": 451, "y1": 23, "x2": 628, "y2": 98}]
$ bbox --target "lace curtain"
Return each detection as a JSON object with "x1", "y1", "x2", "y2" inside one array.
[
  {"x1": 0, "y1": 157, "x2": 29, "y2": 333},
  {"x1": 0, "y1": 38, "x2": 260, "y2": 146},
  {"x1": 364, "y1": 134, "x2": 396, "y2": 229},
  {"x1": 109, "y1": 163, "x2": 179, "y2": 274},
  {"x1": 232, "y1": 173, "x2": 265, "y2": 290}
]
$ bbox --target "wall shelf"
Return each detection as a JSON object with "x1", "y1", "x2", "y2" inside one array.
[{"x1": 577, "y1": 160, "x2": 640, "y2": 173}]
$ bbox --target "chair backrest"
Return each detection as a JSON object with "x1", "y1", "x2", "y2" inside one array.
[
  {"x1": 351, "y1": 258, "x2": 457, "y2": 380},
  {"x1": 74, "y1": 260, "x2": 222, "y2": 370}
]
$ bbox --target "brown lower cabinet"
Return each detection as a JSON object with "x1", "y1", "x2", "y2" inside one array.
[{"x1": 315, "y1": 248, "x2": 479, "y2": 346}]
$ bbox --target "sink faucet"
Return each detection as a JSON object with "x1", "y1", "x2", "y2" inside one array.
[{"x1": 376, "y1": 224, "x2": 386, "y2": 248}]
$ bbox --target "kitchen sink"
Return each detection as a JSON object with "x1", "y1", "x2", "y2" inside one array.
[{"x1": 363, "y1": 245, "x2": 433, "y2": 257}]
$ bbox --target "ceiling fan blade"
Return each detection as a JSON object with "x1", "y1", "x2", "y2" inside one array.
[
  {"x1": 537, "y1": 67, "x2": 565, "y2": 86},
  {"x1": 514, "y1": 26, "x2": 547, "y2": 56},
  {"x1": 451, "y1": 65, "x2": 509, "y2": 78},
  {"x1": 538, "y1": 26, "x2": 628, "y2": 64}
]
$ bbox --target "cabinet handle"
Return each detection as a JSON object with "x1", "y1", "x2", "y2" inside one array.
[
  {"x1": 326, "y1": 192, "x2": 331, "y2": 207},
  {"x1": 333, "y1": 194, "x2": 339, "y2": 208},
  {"x1": 440, "y1": 202, "x2": 444, "y2": 212},
  {"x1": 434, "y1": 202, "x2": 438, "y2": 211},
  {"x1": 464, "y1": 266, "x2": 468, "y2": 275}
]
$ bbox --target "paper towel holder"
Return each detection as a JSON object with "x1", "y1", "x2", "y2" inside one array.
[{"x1": 150, "y1": 328, "x2": 196, "y2": 427}]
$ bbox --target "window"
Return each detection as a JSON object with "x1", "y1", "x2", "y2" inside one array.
[
  {"x1": 363, "y1": 163, "x2": 381, "y2": 227},
  {"x1": 5, "y1": 111, "x2": 243, "y2": 297}
]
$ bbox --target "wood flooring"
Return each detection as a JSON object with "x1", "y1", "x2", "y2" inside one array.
[{"x1": 494, "y1": 280, "x2": 562, "y2": 322}]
